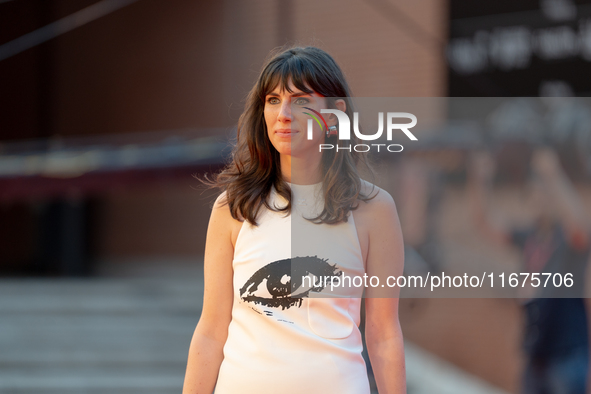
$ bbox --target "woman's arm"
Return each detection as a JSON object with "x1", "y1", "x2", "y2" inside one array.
[
  {"x1": 182, "y1": 192, "x2": 237, "y2": 394},
  {"x1": 363, "y1": 189, "x2": 407, "y2": 394}
]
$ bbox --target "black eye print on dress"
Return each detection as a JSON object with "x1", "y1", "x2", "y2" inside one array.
[{"x1": 239, "y1": 256, "x2": 341, "y2": 310}]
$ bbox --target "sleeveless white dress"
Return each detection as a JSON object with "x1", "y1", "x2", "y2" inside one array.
[{"x1": 214, "y1": 182, "x2": 370, "y2": 394}]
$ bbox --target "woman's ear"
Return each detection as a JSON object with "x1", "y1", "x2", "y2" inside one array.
[
  {"x1": 335, "y1": 99, "x2": 346, "y2": 113},
  {"x1": 327, "y1": 99, "x2": 347, "y2": 126}
]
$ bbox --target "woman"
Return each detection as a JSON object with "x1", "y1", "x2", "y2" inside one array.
[{"x1": 182, "y1": 46, "x2": 406, "y2": 394}]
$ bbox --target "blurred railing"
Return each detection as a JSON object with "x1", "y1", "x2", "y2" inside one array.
[{"x1": 0, "y1": 128, "x2": 233, "y2": 203}]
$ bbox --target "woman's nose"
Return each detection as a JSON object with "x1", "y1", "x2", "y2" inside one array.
[{"x1": 277, "y1": 101, "x2": 292, "y2": 122}]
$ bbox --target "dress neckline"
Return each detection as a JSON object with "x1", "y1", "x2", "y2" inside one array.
[{"x1": 286, "y1": 181, "x2": 323, "y2": 188}]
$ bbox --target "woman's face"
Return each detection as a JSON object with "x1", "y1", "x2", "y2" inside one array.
[{"x1": 264, "y1": 79, "x2": 329, "y2": 159}]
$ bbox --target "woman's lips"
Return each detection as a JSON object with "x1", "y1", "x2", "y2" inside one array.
[{"x1": 275, "y1": 129, "x2": 298, "y2": 137}]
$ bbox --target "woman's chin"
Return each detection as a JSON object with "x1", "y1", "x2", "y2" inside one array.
[
  {"x1": 274, "y1": 145, "x2": 292, "y2": 156},
  {"x1": 273, "y1": 140, "x2": 323, "y2": 159}
]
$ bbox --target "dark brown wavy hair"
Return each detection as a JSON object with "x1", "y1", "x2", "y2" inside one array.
[{"x1": 203, "y1": 46, "x2": 376, "y2": 225}]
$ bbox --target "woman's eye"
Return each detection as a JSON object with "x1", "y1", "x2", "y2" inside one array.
[
  {"x1": 267, "y1": 97, "x2": 280, "y2": 104},
  {"x1": 239, "y1": 256, "x2": 341, "y2": 310},
  {"x1": 295, "y1": 98, "x2": 309, "y2": 105}
]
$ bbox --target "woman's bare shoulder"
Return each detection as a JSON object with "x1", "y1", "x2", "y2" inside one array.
[
  {"x1": 356, "y1": 180, "x2": 402, "y2": 253},
  {"x1": 358, "y1": 179, "x2": 396, "y2": 211},
  {"x1": 210, "y1": 190, "x2": 244, "y2": 247},
  {"x1": 212, "y1": 190, "x2": 229, "y2": 209},
  {"x1": 211, "y1": 190, "x2": 245, "y2": 222},
  {"x1": 353, "y1": 180, "x2": 400, "y2": 261}
]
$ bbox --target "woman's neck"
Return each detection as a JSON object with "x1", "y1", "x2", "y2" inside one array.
[{"x1": 280, "y1": 154, "x2": 323, "y2": 185}]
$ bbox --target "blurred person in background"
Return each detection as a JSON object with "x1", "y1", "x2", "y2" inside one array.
[
  {"x1": 469, "y1": 148, "x2": 591, "y2": 394},
  {"x1": 181, "y1": 46, "x2": 406, "y2": 394},
  {"x1": 399, "y1": 153, "x2": 446, "y2": 276}
]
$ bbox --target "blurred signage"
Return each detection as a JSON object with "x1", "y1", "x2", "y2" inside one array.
[{"x1": 447, "y1": 0, "x2": 591, "y2": 95}]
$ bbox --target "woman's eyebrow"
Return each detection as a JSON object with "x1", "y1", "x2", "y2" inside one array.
[
  {"x1": 292, "y1": 92, "x2": 313, "y2": 97},
  {"x1": 266, "y1": 91, "x2": 314, "y2": 97}
]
